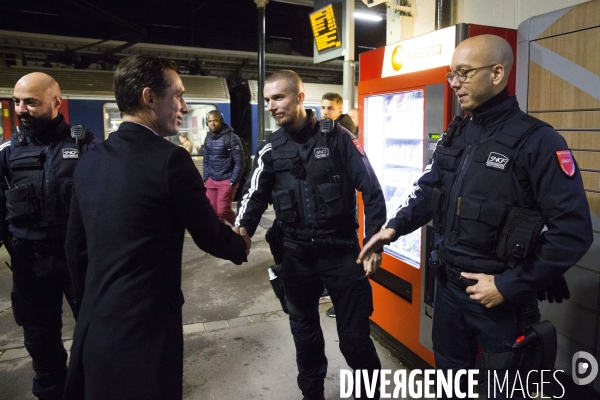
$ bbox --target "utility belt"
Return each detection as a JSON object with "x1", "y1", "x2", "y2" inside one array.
[
  {"x1": 430, "y1": 250, "x2": 506, "y2": 289},
  {"x1": 282, "y1": 236, "x2": 355, "y2": 259},
  {"x1": 442, "y1": 263, "x2": 478, "y2": 288},
  {"x1": 11, "y1": 238, "x2": 64, "y2": 257}
]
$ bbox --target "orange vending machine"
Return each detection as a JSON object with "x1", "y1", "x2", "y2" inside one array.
[{"x1": 358, "y1": 24, "x2": 516, "y2": 367}]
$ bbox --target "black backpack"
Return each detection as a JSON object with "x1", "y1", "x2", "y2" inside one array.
[
  {"x1": 223, "y1": 133, "x2": 251, "y2": 179},
  {"x1": 224, "y1": 133, "x2": 252, "y2": 202}
]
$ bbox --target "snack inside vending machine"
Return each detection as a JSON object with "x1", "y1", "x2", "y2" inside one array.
[{"x1": 358, "y1": 24, "x2": 517, "y2": 367}]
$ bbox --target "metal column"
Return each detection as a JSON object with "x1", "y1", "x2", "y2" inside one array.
[
  {"x1": 343, "y1": 0, "x2": 355, "y2": 111},
  {"x1": 255, "y1": 0, "x2": 268, "y2": 142}
]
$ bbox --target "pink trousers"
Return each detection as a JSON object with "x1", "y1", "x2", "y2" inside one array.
[{"x1": 204, "y1": 178, "x2": 238, "y2": 225}]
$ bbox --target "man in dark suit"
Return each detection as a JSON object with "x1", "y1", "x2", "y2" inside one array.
[{"x1": 63, "y1": 55, "x2": 249, "y2": 400}]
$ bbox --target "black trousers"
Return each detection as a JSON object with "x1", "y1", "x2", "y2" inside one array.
[
  {"x1": 11, "y1": 251, "x2": 75, "y2": 400},
  {"x1": 432, "y1": 278, "x2": 540, "y2": 400},
  {"x1": 281, "y1": 243, "x2": 381, "y2": 399}
]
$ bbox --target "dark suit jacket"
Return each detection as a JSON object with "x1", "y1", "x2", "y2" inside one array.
[{"x1": 64, "y1": 122, "x2": 246, "y2": 400}]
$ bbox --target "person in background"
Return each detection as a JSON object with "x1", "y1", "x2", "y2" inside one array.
[
  {"x1": 63, "y1": 55, "x2": 248, "y2": 400},
  {"x1": 320, "y1": 94, "x2": 358, "y2": 318},
  {"x1": 178, "y1": 132, "x2": 193, "y2": 154},
  {"x1": 202, "y1": 110, "x2": 245, "y2": 225},
  {"x1": 0, "y1": 72, "x2": 99, "y2": 400},
  {"x1": 348, "y1": 108, "x2": 359, "y2": 138},
  {"x1": 236, "y1": 70, "x2": 386, "y2": 400},
  {"x1": 358, "y1": 34, "x2": 593, "y2": 399},
  {"x1": 321, "y1": 92, "x2": 357, "y2": 136}
]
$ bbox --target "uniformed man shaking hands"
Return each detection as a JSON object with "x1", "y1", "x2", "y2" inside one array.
[
  {"x1": 358, "y1": 34, "x2": 593, "y2": 399},
  {"x1": 235, "y1": 70, "x2": 386, "y2": 399}
]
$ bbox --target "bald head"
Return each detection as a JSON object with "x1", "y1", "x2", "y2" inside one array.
[
  {"x1": 455, "y1": 35, "x2": 513, "y2": 77},
  {"x1": 450, "y1": 35, "x2": 513, "y2": 111},
  {"x1": 13, "y1": 72, "x2": 62, "y2": 131},
  {"x1": 17, "y1": 71, "x2": 60, "y2": 92}
]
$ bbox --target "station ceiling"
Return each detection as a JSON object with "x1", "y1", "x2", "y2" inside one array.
[{"x1": 0, "y1": 0, "x2": 388, "y2": 84}]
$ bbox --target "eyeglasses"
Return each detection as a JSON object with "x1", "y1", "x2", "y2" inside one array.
[{"x1": 446, "y1": 64, "x2": 497, "y2": 83}]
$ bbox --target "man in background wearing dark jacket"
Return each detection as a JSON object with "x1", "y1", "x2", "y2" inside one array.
[
  {"x1": 320, "y1": 92, "x2": 357, "y2": 318},
  {"x1": 321, "y1": 92, "x2": 357, "y2": 137},
  {"x1": 203, "y1": 110, "x2": 245, "y2": 225}
]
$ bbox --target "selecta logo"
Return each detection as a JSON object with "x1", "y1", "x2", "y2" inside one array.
[
  {"x1": 391, "y1": 46, "x2": 404, "y2": 71},
  {"x1": 381, "y1": 25, "x2": 456, "y2": 78},
  {"x1": 390, "y1": 43, "x2": 443, "y2": 72}
]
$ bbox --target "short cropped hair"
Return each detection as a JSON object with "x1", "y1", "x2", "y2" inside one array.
[
  {"x1": 265, "y1": 70, "x2": 304, "y2": 95},
  {"x1": 114, "y1": 55, "x2": 178, "y2": 115},
  {"x1": 322, "y1": 92, "x2": 343, "y2": 105}
]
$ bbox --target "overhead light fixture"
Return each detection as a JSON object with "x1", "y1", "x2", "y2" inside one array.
[{"x1": 354, "y1": 11, "x2": 383, "y2": 22}]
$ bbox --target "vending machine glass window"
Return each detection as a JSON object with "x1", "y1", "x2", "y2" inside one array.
[{"x1": 364, "y1": 90, "x2": 424, "y2": 267}]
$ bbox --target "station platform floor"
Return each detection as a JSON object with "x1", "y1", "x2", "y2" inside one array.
[{"x1": 0, "y1": 206, "x2": 415, "y2": 400}]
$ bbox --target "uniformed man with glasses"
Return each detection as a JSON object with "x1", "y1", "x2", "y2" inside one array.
[{"x1": 358, "y1": 34, "x2": 592, "y2": 399}]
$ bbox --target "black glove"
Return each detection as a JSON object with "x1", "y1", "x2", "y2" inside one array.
[{"x1": 537, "y1": 275, "x2": 570, "y2": 303}]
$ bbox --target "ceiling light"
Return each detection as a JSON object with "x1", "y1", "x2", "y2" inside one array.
[{"x1": 354, "y1": 11, "x2": 383, "y2": 22}]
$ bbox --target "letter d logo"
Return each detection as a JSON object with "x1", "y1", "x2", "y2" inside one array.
[{"x1": 572, "y1": 351, "x2": 598, "y2": 385}]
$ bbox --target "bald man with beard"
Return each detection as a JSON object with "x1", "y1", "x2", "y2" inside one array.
[
  {"x1": 0, "y1": 72, "x2": 99, "y2": 400},
  {"x1": 358, "y1": 35, "x2": 592, "y2": 399}
]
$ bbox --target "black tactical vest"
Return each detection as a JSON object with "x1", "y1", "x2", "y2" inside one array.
[
  {"x1": 433, "y1": 112, "x2": 549, "y2": 265},
  {"x1": 4, "y1": 121, "x2": 90, "y2": 235},
  {"x1": 268, "y1": 123, "x2": 357, "y2": 235}
]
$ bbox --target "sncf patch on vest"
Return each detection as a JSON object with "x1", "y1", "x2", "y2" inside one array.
[
  {"x1": 485, "y1": 152, "x2": 509, "y2": 171},
  {"x1": 62, "y1": 148, "x2": 79, "y2": 159},
  {"x1": 352, "y1": 139, "x2": 364, "y2": 156},
  {"x1": 556, "y1": 150, "x2": 575, "y2": 176},
  {"x1": 314, "y1": 147, "x2": 330, "y2": 159}
]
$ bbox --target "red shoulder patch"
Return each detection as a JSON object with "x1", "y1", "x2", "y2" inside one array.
[
  {"x1": 555, "y1": 150, "x2": 575, "y2": 177},
  {"x1": 352, "y1": 139, "x2": 364, "y2": 156}
]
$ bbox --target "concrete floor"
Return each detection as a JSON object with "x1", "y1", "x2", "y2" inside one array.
[{"x1": 0, "y1": 207, "x2": 414, "y2": 400}]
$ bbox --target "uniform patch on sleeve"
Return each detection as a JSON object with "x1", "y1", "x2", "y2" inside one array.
[
  {"x1": 352, "y1": 139, "x2": 364, "y2": 156},
  {"x1": 62, "y1": 148, "x2": 79, "y2": 159},
  {"x1": 556, "y1": 150, "x2": 575, "y2": 177}
]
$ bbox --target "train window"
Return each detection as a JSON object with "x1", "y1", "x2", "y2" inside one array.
[
  {"x1": 103, "y1": 102, "x2": 217, "y2": 157},
  {"x1": 167, "y1": 104, "x2": 217, "y2": 156},
  {"x1": 262, "y1": 109, "x2": 278, "y2": 140},
  {"x1": 262, "y1": 107, "x2": 318, "y2": 141},
  {"x1": 103, "y1": 103, "x2": 122, "y2": 140}
]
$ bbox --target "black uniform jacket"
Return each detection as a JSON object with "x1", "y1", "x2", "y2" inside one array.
[
  {"x1": 235, "y1": 111, "x2": 385, "y2": 244},
  {"x1": 386, "y1": 94, "x2": 593, "y2": 303},
  {"x1": 64, "y1": 122, "x2": 247, "y2": 400},
  {"x1": 0, "y1": 113, "x2": 99, "y2": 241}
]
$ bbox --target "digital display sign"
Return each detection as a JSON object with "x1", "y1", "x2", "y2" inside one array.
[{"x1": 309, "y1": 4, "x2": 342, "y2": 53}]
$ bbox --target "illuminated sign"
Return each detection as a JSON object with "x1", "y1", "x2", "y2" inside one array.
[
  {"x1": 310, "y1": 4, "x2": 342, "y2": 53},
  {"x1": 382, "y1": 26, "x2": 457, "y2": 77}
]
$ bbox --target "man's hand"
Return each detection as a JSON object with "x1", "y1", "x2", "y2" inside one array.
[
  {"x1": 356, "y1": 228, "x2": 396, "y2": 264},
  {"x1": 233, "y1": 226, "x2": 251, "y2": 256},
  {"x1": 537, "y1": 275, "x2": 570, "y2": 303},
  {"x1": 362, "y1": 252, "x2": 381, "y2": 277},
  {"x1": 463, "y1": 272, "x2": 505, "y2": 308}
]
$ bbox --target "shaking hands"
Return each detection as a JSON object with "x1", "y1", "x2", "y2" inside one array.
[
  {"x1": 233, "y1": 226, "x2": 251, "y2": 257},
  {"x1": 356, "y1": 228, "x2": 396, "y2": 277}
]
